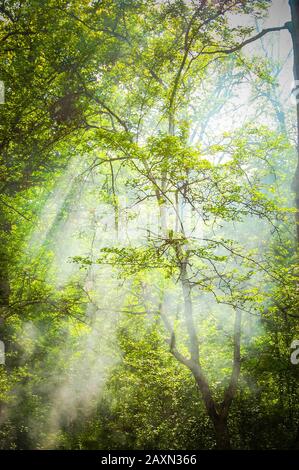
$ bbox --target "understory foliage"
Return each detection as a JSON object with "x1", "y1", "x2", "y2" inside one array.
[{"x1": 0, "y1": 0, "x2": 299, "y2": 450}]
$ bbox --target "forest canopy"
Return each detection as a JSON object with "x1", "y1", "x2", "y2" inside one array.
[{"x1": 0, "y1": 0, "x2": 299, "y2": 451}]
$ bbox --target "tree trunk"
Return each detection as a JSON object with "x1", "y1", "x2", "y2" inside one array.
[{"x1": 213, "y1": 415, "x2": 231, "y2": 450}]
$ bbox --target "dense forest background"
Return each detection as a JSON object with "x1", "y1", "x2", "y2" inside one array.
[{"x1": 0, "y1": 0, "x2": 299, "y2": 450}]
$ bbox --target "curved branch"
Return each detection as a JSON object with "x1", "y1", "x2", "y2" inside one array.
[{"x1": 203, "y1": 24, "x2": 290, "y2": 56}]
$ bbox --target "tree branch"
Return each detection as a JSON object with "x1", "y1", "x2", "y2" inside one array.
[{"x1": 203, "y1": 24, "x2": 290, "y2": 56}]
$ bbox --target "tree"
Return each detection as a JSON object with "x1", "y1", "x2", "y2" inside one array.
[
  {"x1": 72, "y1": 0, "x2": 293, "y2": 448},
  {"x1": 0, "y1": 0, "x2": 297, "y2": 451}
]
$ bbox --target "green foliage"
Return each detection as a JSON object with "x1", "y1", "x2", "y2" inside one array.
[{"x1": 0, "y1": 0, "x2": 298, "y2": 452}]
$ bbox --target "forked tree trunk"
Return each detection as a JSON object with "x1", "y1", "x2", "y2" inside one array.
[
  {"x1": 192, "y1": 361, "x2": 232, "y2": 449},
  {"x1": 179, "y1": 261, "x2": 241, "y2": 449}
]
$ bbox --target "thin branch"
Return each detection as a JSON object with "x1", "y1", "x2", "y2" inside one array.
[{"x1": 203, "y1": 24, "x2": 289, "y2": 56}]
